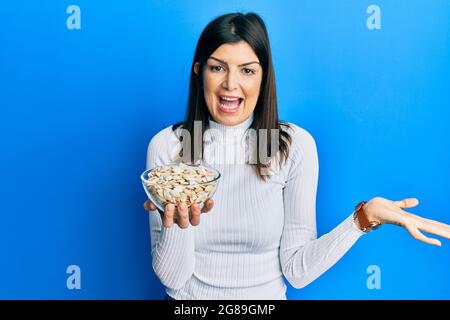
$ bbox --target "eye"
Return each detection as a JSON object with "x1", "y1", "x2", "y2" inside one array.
[
  {"x1": 209, "y1": 65, "x2": 224, "y2": 72},
  {"x1": 242, "y1": 68, "x2": 255, "y2": 75}
]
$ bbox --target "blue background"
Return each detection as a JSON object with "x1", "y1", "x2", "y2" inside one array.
[{"x1": 1, "y1": 0, "x2": 449, "y2": 299}]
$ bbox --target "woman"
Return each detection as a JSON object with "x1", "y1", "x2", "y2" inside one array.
[{"x1": 143, "y1": 12, "x2": 450, "y2": 300}]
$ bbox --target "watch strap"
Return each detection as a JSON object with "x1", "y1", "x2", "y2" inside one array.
[{"x1": 354, "y1": 201, "x2": 381, "y2": 232}]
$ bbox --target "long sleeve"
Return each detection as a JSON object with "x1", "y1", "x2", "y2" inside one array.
[
  {"x1": 280, "y1": 126, "x2": 365, "y2": 289},
  {"x1": 146, "y1": 128, "x2": 195, "y2": 290}
]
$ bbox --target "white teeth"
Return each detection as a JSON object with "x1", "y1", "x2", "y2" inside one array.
[
  {"x1": 220, "y1": 96, "x2": 240, "y2": 101},
  {"x1": 218, "y1": 96, "x2": 242, "y2": 111},
  {"x1": 219, "y1": 101, "x2": 241, "y2": 110}
]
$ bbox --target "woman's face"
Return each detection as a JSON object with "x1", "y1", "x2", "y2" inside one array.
[{"x1": 194, "y1": 41, "x2": 263, "y2": 126}]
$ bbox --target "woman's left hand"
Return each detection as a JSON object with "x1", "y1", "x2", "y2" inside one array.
[{"x1": 362, "y1": 197, "x2": 450, "y2": 246}]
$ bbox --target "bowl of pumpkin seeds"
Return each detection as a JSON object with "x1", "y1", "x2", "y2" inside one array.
[{"x1": 141, "y1": 162, "x2": 221, "y2": 212}]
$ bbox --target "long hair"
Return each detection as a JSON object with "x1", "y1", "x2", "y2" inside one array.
[{"x1": 172, "y1": 12, "x2": 292, "y2": 180}]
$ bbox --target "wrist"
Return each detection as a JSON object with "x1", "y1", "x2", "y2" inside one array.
[
  {"x1": 354, "y1": 200, "x2": 382, "y2": 232},
  {"x1": 362, "y1": 200, "x2": 378, "y2": 222}
]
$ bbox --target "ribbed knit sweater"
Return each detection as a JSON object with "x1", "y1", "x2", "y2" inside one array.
[{"x1": 146, "y1": 113, "x2": 365, "y2": 300}]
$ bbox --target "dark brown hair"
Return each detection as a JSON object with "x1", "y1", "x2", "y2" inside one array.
[{"x1": 172, "y1": 12, "x2": 292, "y2": 180}]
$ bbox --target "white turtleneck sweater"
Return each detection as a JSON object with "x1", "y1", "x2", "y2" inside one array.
[{"x1": 146, "y1": 113, "x2": 365, "y2": 300}]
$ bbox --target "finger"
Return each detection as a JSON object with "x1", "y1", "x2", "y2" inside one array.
[
  {"x1": 394, "y1": 198, "x2": 419, "y2": 210},
  {"x1": 416, "y1": 218, "x2": 450, "y2": 241},
  {"x1": 163, "y1": 203, "x2": 175, "y2": 228},
  {"x1": 404, "y1": 223, "x2": 441, "y2": 246},
  {"x1": 422, "y1": 217, "x2": 450, "y2": 231},
  {"x1": 144, "y1": 200, "x2": 157, "y2": 212},
  {"x1": 176, "y1": 203, "x2": 190, "y2": 229},
  {"x1": 190, "y1": 203, "x2": 201, "y2": 226},
  {"x1": 405, "y1": 211, "x2": 450, "y2": 233},
  {"x1": 201, "y1": 199, "x2": 214, "y2": 213}
]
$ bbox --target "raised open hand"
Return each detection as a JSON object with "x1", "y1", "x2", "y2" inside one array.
[{"x1": 362, "y1": 197, "x2": 450, "y2": 246}]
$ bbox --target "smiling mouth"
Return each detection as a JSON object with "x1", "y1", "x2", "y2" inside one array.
[
  {"x1": 217, "y1": 96, "x2": 244, "y2": 112},
  {"x1": 219, "y1": 97, "x2": 244, "y2": 113}
]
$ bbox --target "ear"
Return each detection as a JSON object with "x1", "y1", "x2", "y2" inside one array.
[{"x1": 193, "y1": 62, "x2": 200, "y2": 76}]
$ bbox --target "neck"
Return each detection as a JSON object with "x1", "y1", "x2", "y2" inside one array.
[{"x1": 206, "y1": 113, "x2": 254, "y2": 142}]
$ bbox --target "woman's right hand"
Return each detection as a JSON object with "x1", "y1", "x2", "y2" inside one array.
[{"x1": 143, "y1": 199, "x2": 214, "y2": 229}]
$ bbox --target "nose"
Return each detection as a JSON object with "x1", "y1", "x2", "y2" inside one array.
[{"x1": 223, "y1": 69, "x2": 238, "y2": 91}]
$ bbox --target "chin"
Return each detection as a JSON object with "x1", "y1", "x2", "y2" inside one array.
[{"x1": 214, "y1": 109, "x2": 238, "y2": 118}]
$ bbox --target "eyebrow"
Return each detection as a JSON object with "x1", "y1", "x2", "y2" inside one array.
[{"x1": 208, "y1": 56, "x2": 260, "y2": 67}]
